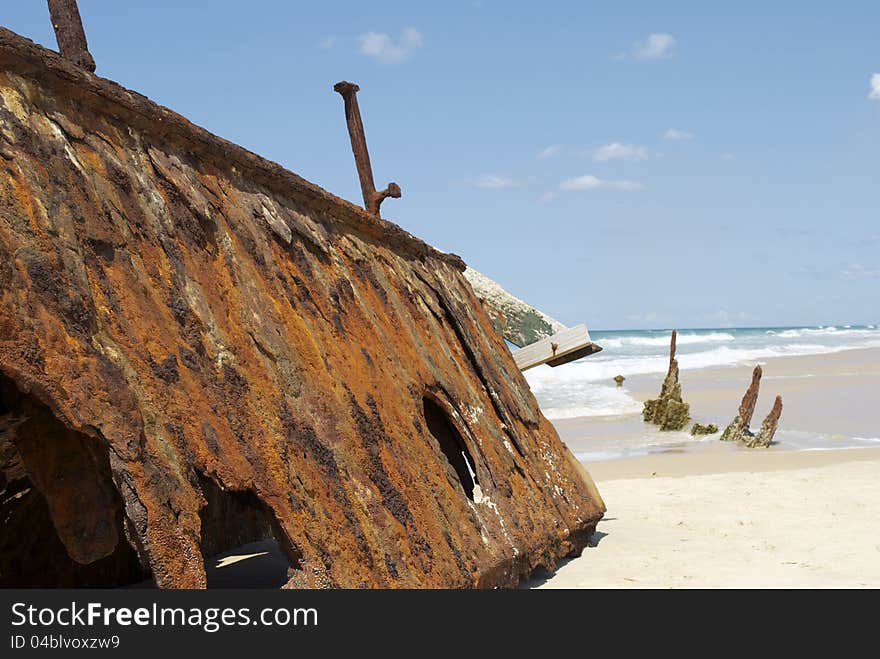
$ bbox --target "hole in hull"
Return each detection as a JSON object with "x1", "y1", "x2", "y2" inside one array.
[
  {"x1": 195, "y1": 473, "x2": 302, "y2": 588},
  {"x1": 0, "y1": 373, "x2": 147, "y2": 587},
  {"x1": 422, "y1": 395, "x2": 479, "y2": 501}
]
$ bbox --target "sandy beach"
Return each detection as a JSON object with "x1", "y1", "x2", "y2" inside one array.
[
  {"x1": 533, "y1": 346, "x2": 880, "y2": 588},
  {"x1": 531, "y1": 446, "x2": 880, "y2": 588}
]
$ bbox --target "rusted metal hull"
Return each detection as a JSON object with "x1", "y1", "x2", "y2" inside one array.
[{"x1": 0, "y1": 28, "x2": 604, "y2": 588}]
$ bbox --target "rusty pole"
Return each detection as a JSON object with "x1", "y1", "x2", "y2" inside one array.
[
  {"x1": 333, "y1": 81, "x2": 400, "y2": 217},
  {"x1": 47, "y1": 0, "x2": 96, "y2": 72}
]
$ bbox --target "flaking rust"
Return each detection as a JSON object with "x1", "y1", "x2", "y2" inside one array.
[{"x1": 0, "y1": 26, "x2": 603, "y2": 588}]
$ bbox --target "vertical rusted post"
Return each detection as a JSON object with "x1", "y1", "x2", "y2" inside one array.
[
  {"x1": 47, "y1": 0, "x2": 96, "y2": 72},
  {"x1": 668, "y1": 329, "x2": 677, "y2": 370},
  {"x1": 333, "y1": 81, "x2": 401, "y2": 217}
]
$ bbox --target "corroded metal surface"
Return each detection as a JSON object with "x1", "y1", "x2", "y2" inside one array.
[
  {"x1": 0, "y1": 28, "x2": 603, "y2": 588},
  {"x1": 748, "y1": 395, "x2": 783, "y2": 448},
  {"x1": 47, "y1": 0, "x2": 96, "y2": 72},
  {"x1": 738, "y1": 365, "x2": 763, "y2": 428}
]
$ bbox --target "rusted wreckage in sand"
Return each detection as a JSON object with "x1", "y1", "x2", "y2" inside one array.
[
  {"x1": 643, "y1": 330, "x2": 691, "y2": 431},
  {"x1": 0, "y1": 4, "x2": 604, "y2": 587},
  {"x1": 719, "y1": 366, "x2": 783, "y2": 448}
]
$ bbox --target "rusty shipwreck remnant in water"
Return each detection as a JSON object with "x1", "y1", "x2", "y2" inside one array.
[
  {"x1": 642, "y1": 330, "x2": 691, "y2": 431},
  {"x1": 333, "y1": 81, "x2": 401, "y2": 217},
  {"x1": 720, "y1": 366, "x2": 783, "y2": 448},
  {"x1": 0, "y1": 26, "x2": 604, "y2": 587},
  {"x1": 47, "y1": 0, "x2": 96, "y2": 72}
]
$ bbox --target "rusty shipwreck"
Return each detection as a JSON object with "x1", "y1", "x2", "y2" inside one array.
[{"x1": 0, "y1": 9, "x2": 604, "y2": 588}]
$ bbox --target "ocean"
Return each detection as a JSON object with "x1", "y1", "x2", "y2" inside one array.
[{"x1": 524, "y1": 325, "x2": 880, "y2": 460}]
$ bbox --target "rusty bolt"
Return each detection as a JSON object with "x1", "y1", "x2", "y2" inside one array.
[
  {"x1": 47, "y1": 0, "x2": 96, "y2": 72},
  {"x1": 333, "y1": 81, "x2": 400, "y2": 217}
]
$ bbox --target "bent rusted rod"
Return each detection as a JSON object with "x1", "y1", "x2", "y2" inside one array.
[
  {"x1": 333, "y1": 81, "x2": 401, "y2": 217},
  {"x1": 47, "y1": 0, "x2": 96, "y2": 72}
]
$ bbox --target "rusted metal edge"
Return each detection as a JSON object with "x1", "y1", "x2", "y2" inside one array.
[{"x1": 0, "y1": 27, "x2": 464, "y2": 271}]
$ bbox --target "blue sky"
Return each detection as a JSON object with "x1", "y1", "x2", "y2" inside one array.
[{"x1": 4, "y1": 1, "x2": 878, "y2": 329}]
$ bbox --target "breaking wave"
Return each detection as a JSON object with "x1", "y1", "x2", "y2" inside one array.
[
  {"x1": 526, "y1": 325, "x2": 880, "y2": 420},
  {"x1": 599, "y1": 332, "x2": 735, "y2": 349}
]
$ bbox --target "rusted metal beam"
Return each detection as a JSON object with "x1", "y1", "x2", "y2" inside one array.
[
  {"x1": 333, "y1": 81, "x2": 400, "y2": 217},
  {"x1": 47, "y1": 0, "x2": 96, "y2": 72}
]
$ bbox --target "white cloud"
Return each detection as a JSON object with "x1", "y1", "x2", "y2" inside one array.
[
  {"x1": 592, "y1": 142, "x2": 650, "y2": 161},
  {"x1": 842, "y1": 264, "x2": 880, "y2": 279},
  {"x1": 357, "y1": 27, "x2": 422, "y2": 64},
  {"x1": 707, "y1": 310, "x2": 751, "y2": 327},
  {"x1": 663, "y1": 128, "x2": 694, "y2": 141},
  {"x1": 559, "y1": 175, "x2": 643, "y2": 192},
  {"x1": 633, "y1": 33, "x2": 676, "y2": 60},
  {"x1": 539, "y1": 191, "x2": 558, "y2": 203},
  {"x1": 538, "y1": 145, "x2": 562, "y2": 159},
  {"x1": 468, "y1": 175, "x2": 519, "y2": 189},
  {"x1": 869, "y1": 74, "x2": 880, "y2": 100},
  {"x1": 318, "y1": 36, "x2": 337, "y2": 49}
]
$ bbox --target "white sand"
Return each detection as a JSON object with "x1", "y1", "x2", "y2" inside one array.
[{"x1": 533, "y1": 447, "x2": 880, "y2": 588}]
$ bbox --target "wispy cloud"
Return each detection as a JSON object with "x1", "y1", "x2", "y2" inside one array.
[
  {"x1": 592, "y1": 142, "x2": 651, "y2": 161},
  {"x1": 706, "y1": 310, "x2": 751, "y2": 327},
  {"x1": 794, "y1": 264, "x2": 829, "y2": 281},
  {"x1": 869, "y1": 73, "x2": 880, "y2": 100},
  {"x1": 317, "y1": 36, "x2": 337, "y2": 50},
  {"x1": 466, "y1": 175, "x2": 520, "y2": 189},
  {"x1": 357, "y1": 28, "x2": 422, "y2": 64},
  {"x1": 537, "y1": 145, "x2": 562, "y2": 159},
  {"x1": 663, "y1": 128, "x2": 693, "y2": 141},
  {"x1": 842, "y1": 264, "x2": 880, "y2": 279},
  {"x1": 559, "y1": 175, "x2": 643, "y2": 192},
  {"x1": 633, "y1": 33, "x2": 676, "y2": 60}
]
